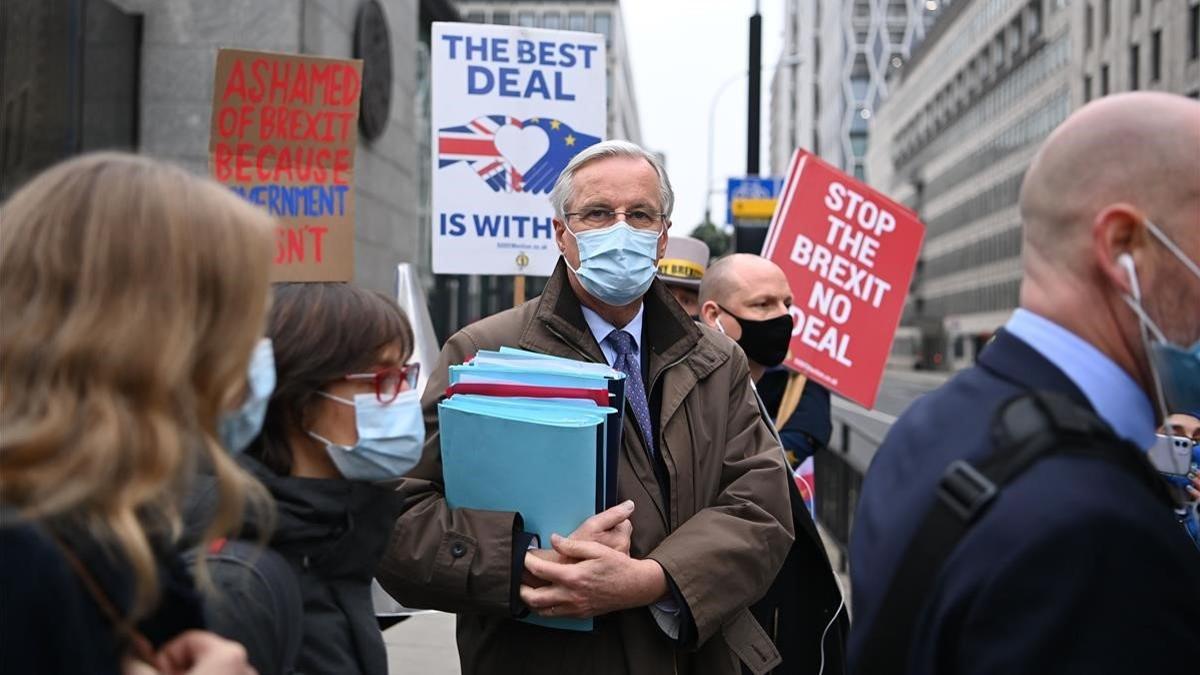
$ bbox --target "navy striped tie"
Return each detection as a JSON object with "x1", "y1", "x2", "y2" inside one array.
[{"x1": 606, "y1": 329, "x2": 655, "y2": 457}]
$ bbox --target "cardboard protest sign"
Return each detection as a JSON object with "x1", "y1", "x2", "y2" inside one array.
[
  {"x1": 431, "y1": 22, "x2": 606, "y2": 277},
  {"x1": 762, "y1": 149, "x2": 924, "y2": 409},
  {"x1": 209, "y1": 49, "x2": 362, "y2": 282}
]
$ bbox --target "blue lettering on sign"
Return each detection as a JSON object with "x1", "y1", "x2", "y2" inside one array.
[
  {"x1": 439, "y1": 212, "x2": 553, "y2": 239},
  {"x1": 231, "y1": 184, "x2": 349, "y2": 218},
  {"x1": 441, "y1": 33, "x2": 595, "y2": 100},
  {"x1": 468, "y1": 66, "x2": 575, "y2": 101}
]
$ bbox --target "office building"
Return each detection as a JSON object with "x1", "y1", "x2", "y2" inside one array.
[
  {"x1": 866, "y1": 0, "x2": 1200, "y2": 369},
  {"x1": 769, "y1": 0, "x2": 947, "y2": 180}
]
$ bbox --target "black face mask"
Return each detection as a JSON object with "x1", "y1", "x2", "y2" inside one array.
[{"x1": 718, "y1": 305, "x2": 793, "y2": 367}]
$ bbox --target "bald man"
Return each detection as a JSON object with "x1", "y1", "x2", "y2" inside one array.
[
  {"x1": 699, "y1": 254, "x2": 833, "y2": 462},
  {"x1": 697, "y1": 254, "x2": 847, "y2": 674},
  {"x1": 848, "y1": 92, "x2": 1200, "y2": 674}
]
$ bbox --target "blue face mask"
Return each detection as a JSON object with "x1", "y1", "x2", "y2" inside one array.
[
  {"x1": 309, "y1": 389, "x2": 425, "y2": 482},
  {"x1": 566, "y1": 221, "x2": 663, "y2": 307},
  {"x1": 1120, "y1": 220, "x2": 1200, "y2": 415},
  {"x1": 218, "y1": 338, "x2": 276, "y2": 454}
]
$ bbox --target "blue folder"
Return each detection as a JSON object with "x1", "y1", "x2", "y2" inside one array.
[
  {"x1": 438, "y1": 395, "x2": 615, "y2": 631},
  {"x1": 449, "y1": 354, "x2": 627, "y2": 509}
]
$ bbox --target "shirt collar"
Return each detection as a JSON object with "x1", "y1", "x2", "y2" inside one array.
[
  {"x1": 1005, "y1": 308, "x2": 1156, "y2": 449},
  {"x1": 581, "y1": 304, "x2": 645, "y2": 353}
]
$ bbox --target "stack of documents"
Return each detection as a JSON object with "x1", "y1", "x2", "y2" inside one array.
[{"x1": 437, "y1": 347, "x2": 626, "y2": 631}]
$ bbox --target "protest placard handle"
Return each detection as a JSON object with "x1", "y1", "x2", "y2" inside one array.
[{"x1": 514, "y1": 275, "x2": 526, "y2": 306}]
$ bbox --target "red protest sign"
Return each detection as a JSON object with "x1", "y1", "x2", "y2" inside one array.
[
  {"x1": 209, "y1": 49, "x2": 362, "y2": 282},
  {"x1": 762, "y1": 149, "x2": 924, "y2": 409}
]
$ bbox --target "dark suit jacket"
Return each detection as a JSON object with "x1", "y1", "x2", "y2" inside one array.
[{"x1": 848, "y1": 330, "x2": 1200, "y2": 675}]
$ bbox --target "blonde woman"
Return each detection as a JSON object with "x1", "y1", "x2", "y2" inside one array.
[{"x1": 0, "y1": 153, "x2": 272, "y2": 675}]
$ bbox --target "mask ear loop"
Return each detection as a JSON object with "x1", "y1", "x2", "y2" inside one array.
[{"x1": 1118, "y1": 253, "x2": 1171, "y2": 420}]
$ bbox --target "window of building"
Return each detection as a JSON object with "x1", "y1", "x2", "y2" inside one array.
[
  {"x1": 1100, "y1": 63, "x2": 1109, "y2": 95},
  {"x1": 492, "y1": 10, "x2": 511, "y2": 25},
  {"x1": 1152, "y1": 29, "x2": 1162, "y2": 80},
  {"x1": 465, "y1": 10, "x2": 485, "y2": 23},
  {"x1": 1084, "y1": 74, "x2": 1093, "y2": 101},
  {"x1": 1132, "y1": 0, "x2": 1141, "y2": 16},
  {"x1": 850, "y1": 132, "x2": 868, "y2": 158},
  {"x1": 1085, "y1": 3, "x2": 1094, "y2": 49},
  {"x1": 852, "y1": 52, "x2": 870, "y2": 78},
  {"x1": 1130, "y1": 44, "x2": 1140, "y2": 89},
  {"x1": 1191, "y1": 4, "x2": 1200, "y2": 60},
  {"x1": 1102, "y1": 0, "x2": 1111, "y2": 38},
  {"x1": 543, "y1": 12, "x2": 561, "y2": 29},
  {"x1": 568, "y1": 12, "x2": 587, "y2": 32},
  {"x1": 517, "y1": 12, "x2": 536, "y2": 27},
  {"x1": 593, "y1": 12, "x2": 612, "y2": 41}
]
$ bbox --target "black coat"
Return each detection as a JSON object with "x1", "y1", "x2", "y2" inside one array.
[
  {"x1": 748, "y1": 384, "x2": 848, "y2": 675},
  {"x1": 757, "y1": 371, "x2": 832, "y2": 463},
  {"x1": 186, "y1": 455, "x2": 407, "y2": 675},
  {"x1": 849, "y1": 330, "x2": 1200, "y2": 674},
  {"x1": 0, "y1": 513, "x2": 205, "y2": 674}
]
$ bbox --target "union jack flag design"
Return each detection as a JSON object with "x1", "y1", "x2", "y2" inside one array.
[{"x1": 437, "y1": 115, "x2": 526, "y2": 193}]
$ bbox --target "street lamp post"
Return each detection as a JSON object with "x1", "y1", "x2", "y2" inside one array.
[{"x1": 703, "y1": 54, "x2": 804, "y2": 226}]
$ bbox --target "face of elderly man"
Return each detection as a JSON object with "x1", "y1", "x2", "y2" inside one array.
[{"x1": 553, "y1": 155, "x2": 671, "y2": 310}]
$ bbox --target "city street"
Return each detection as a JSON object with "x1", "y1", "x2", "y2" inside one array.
[{"x1": 6, "y1": 0, "x2": 1198, "y2": 672}]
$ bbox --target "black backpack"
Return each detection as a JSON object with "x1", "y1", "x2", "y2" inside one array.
[
  {"x1": 853, "y1": 391, "x2": 1177, "y2": 675},
  {"x1": 185, "y1": 538, "x2": 303, "y2": 675}
]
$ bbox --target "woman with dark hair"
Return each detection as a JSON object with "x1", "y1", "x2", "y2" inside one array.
[{"x1": 186, "y1": 282, "x2": 422, "y2": 675}]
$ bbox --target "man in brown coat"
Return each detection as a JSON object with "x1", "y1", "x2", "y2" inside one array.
[{"x1": 379, "y1": 140, "x2": 795, "y2": 674}]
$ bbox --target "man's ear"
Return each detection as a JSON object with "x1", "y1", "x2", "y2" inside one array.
[
  {"x1": 657, "y1": 220, "x2": 671, "y2": 260},
  {"x1": 699, "y1": 299, "x2": 721, "y2": 329},
  {"x1": 1092, "y1": 203, "x2": 1145, "y2": 296},
  {"x1": 553, "y1": 218, "x2": 568, "y2": 253}
]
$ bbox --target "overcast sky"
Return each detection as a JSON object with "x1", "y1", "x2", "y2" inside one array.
[{"x1": 622, "y1": 0, "x2": 786, "y2": 234}]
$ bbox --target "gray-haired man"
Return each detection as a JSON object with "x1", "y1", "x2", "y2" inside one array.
[{"x1": 380, "y1": 140, "x2": 794, "y2": 675}]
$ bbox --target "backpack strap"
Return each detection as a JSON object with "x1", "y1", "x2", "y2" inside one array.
[
  {"x1": 854, "y1": 391, "x2": 1176, "y2": 675},
  {"x1": 186, "y1": 539, "x2": 304, "y2": 675}
]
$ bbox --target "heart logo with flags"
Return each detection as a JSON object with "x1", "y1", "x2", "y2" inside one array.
[{"x1": 436, "y1": 115, "x2": 601, "y2": 194}]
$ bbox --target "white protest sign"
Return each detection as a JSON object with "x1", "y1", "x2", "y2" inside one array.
[{"x1": 431, "y1": 22, "x2": 607, "y2": 276}]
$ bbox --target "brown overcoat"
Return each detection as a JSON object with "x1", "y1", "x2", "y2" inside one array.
[{"x1": 379, "y1": 261, "x2": 795, "y2": 674}]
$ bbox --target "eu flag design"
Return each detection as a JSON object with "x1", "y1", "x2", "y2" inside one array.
[{"x1": 519, "y1": 118, "x2": 601, "y2": 195}]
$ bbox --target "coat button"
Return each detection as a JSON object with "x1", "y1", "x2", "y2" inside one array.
[{"x1": 450, "y1": 541, "x2": 467, "y2": 558}]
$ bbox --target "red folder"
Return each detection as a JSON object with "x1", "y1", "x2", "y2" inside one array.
[{"x1": 445, "y1": 382, "x2": 609, "y2": 407}]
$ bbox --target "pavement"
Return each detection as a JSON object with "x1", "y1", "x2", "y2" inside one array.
[{"x1": 385, "y1": 612, "x2": 460, "y2": 675}]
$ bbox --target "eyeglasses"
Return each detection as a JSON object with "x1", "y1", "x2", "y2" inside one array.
[
  {"x1": 564, "y1": 209, "x2": 665, "y2": 230},
  {"x1": 344, "y1": 363, "x2": 420, "y2": 404}
]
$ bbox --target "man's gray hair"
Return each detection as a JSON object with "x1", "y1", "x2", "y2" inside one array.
[{"x1": 549, "y1": 140, "x2": 675, "y2": 221}]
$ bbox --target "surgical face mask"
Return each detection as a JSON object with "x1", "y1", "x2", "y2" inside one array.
[
  {"x1": 565, "y1": 221, "x2": 662, "y2": 307},
  {"x1": 218, "y1": 338, "x2": 276, "y2": 454},
  {"x1": 308, "y1": 389, "x2": 425, "y2": 482},
  {"x1": 1119, "y1": 220, "x2": 1200, "y2": 415},
  {"x1": 716, "y1": 306, "x2": 794, "y2": 367}
]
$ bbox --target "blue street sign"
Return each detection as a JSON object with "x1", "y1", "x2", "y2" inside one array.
[{"x1": 726, "y1": 176, "x2": 784, "y2": 224}]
